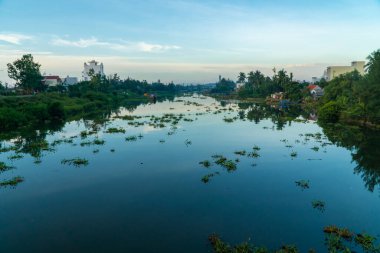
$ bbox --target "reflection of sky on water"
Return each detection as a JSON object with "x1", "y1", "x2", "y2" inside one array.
[{"x1": 0, "y1": 95, "x2": 379, "y2": 253}]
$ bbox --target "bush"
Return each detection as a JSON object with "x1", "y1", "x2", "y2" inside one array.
[
  {"x1": 318, "y1": 101, "x2": 341, "y2": 123},
  {"x1": 0, "y1": 108, "x2": 27, "y2": 130},
  {"x1": 47, "y1": 102, "x2": 65, "y2": 120}
]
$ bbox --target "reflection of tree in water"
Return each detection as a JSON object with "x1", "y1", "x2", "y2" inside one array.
[
  {"x1": 320, "y1": 123, "x2": 380, "y2": 192},
  {"x1": 0, "y1": 100, "x2": 147, "y2": 158},
  {"x1": 239, "y1": 103, "x2": 306, "y2": 130}
]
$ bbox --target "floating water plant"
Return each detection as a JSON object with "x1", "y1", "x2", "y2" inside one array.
[
  {"x1": 290, "y1": 151, "x2": 298, "y2": 158},
  {"x1": 199, "y1": 160, "x2": 212, "y2": 168},
  {"x1": 295, "y1": 180, "x2": 310, "y2": 190},
  {"x1": 234, "y1": 150, "x2": 246, "y2": 156},
  {"x1": 220, "y1": 160, "x2": 237, "y2": 172},
  {"x1": 0, "y1": 176, "x2": 24, "y2": 188},
  {"x1": 214, "y1": 156, "x2": 227, "y2": 165},
  {"x1": 7, "y1": 154, "x2": 24, "y2": 160},
  {"x1": 312, "y1": 200, "x2": 326, "y2": 212},
  {"x1": 247, "y1": 151, "x2": 260, "y2": 158},
  {"x1": 34, "y1": 160, "x2": 42, "y2": 164},
  {"x1": 93, "y1": 139, "x2": 105, "y2": 145},
  {"x1": 0, "y1": 162, "x2": 14, "y2": 173},
  {"x1": 311, "y1": 146, "x2": 320, "y2": 152},
  {"x1": 110, "y1": 149, "x2": 115, "y2": 152},
  {"x1": 61, "y1": 158, "x2": 89, "y2": 167},
  {"x1": 159, "y1": 139, "x2": 166, "y2": 143},
  {"x1": 185, "y1": 139, "x2": 192, "y2": 146},
  {"x1": 105, "y1": 127, "x2": 126, "y2": 134},
  {"x1": 93, "y1": 149, "x2": 100, "y2": 154},
  {"x1": 125, "y1": 136, "x2": 138, "y2": 142},
  {"x1": 201, "y1": 173, "x2": 218, "y2": 183},
  {"x1": 252, "y1": 145, "x2": 261, "y2": 151},
  {"x1": 223, "y1": 117, "x2": 234, "y2": 123}
]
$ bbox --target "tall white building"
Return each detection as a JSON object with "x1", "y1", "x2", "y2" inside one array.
[
  {"x1": 325, "y1": 61, "x2": 365, "y2": 81},
  {"x1": 82, "y1": 60, "x2": 105, "y2": 81}
]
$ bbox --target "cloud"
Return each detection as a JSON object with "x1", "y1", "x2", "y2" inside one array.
[
  {"x1": 51, "y1": 37, "x2": 181, "y2": 53},
  {"x1": 0, "y1": 33, "x2": 33, "y2": 45}
]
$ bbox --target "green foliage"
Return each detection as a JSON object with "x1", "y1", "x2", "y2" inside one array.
[
  {"x1": 48, "y1": 102, "x2": 65, "y2": 120},
  {"x1": 211, "y1": 78, "x2": 236, "y2": 94},
  {"x1": 236, "y1": 69, "x2": 304, "y2": 101},
  {"x1": 319, "y1": 49, "x2": 380, "y2": 125},
  {"x1": 318, "y1": 101, "x2": 341, "y2": 123},
  {"x1": 7, "y1": 54, "x2": 44, "y2": 92}
]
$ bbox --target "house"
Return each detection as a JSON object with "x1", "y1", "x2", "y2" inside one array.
[
  {"x1": 82, "y1": 60, "x2": 105, "y2": 81},
  {"x1": 62, "y1": 76, "x2": 78, "y2": 86},
  {"x1": 270, "y1": 92, "x2": 284, "y2": 100},
  {"x1": 307, "y1": 84, "x2": 324, "y2": 98},
  {"x1": 42, "y1": 76, "x2": 62, "y2": 87},
  {"x1": 325, "y1": 61, "x2": 365, "y2": 81}
]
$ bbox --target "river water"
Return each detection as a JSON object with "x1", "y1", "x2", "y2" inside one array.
[{"x1": 1, "y1": 95, "x2": 379, "y2": 252}]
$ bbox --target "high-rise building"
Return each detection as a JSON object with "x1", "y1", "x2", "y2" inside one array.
[
  {"x1": 82, "y1": 60, "x2": 105, "y2": 81},
  {"x1": 325, "y1": 61, "x2": 365, "y2": 81}
]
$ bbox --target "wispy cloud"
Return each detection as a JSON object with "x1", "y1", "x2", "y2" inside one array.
[
  {"x1": 0, "y1": 33, "x2": 33, "y2": 45},
  {"x1": 51, "y1": 37, "x2": 181, "y2": 53}
]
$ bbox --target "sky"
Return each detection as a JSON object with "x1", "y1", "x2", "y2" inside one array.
[{"x1": 0, "y1": 0, "x2": 379, "y2": 84}]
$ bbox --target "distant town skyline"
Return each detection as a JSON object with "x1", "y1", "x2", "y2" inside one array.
[{"x1": 1, "y1": 0, "x2": 379, "y2": 84}]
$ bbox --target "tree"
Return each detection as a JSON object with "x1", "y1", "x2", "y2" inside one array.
[
  {"x1": 7, "y1": 54, "x2": 44, "y2": 92},
  {"x1": 237, "y1": 72, "x2": 246, "y2": 84}
]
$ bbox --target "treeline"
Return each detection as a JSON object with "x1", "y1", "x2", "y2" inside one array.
[
  {"x1": 318, "y1": 49, "x2": 380, "y2": 125},
  {"x1": 0, "y1": 54, "x2": 189, "y2": 131},
  {"x1": 211, "y1": 69, "x2": 309, "y2": 102}
]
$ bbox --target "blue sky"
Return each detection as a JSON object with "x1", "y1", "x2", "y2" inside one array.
[{"x1": 0, "y1": 0, "x2": 380, "y2": 83}]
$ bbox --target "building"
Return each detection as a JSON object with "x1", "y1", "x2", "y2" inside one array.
[
  {"x1": 325, "y1": 61, "x2": 365, "y2": 81},
  {"x1": 62, "y1": 76, "x2": 78, "y2": 86},
  {"x1": 270, "y1": 92, "x2": 284, "y2": 100},
  {"x1": 82, "y1": 60, "x2": 104, "y2": 81},
  {"x1": 42, "y1": 76, "x2": 62, "y2": 87},
  {"x1": 307, "y1": 84, "x2": 324, "y2": 98}
]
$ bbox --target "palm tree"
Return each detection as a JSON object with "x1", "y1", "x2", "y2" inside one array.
[{"x1": 237, "y1": 72, "x2": 246, "y2": 84}]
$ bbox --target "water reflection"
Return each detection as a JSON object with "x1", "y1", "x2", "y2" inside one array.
[{"x1": 320, "y1": 123, "x2": 380, "y2": 192}]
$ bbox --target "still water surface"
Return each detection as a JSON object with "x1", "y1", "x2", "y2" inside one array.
[{"x1": 1, "y1": 95, "x2": 379, "y2": 252}]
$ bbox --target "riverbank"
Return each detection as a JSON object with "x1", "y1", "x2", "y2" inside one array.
[{"x1": 0, "y1": 91, "x2": 175, "y2": 132}]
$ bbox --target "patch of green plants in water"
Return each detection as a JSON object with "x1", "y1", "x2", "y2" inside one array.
[
  {"x1": 323, "y1": 225, "x2": 380, "y2": 253},
  {"x1": 80, "y1": 130, "x2": 98, "y2": 139},
  {"x1": 105, "y1": 127, "x2": 126, "y2": 134},
  {"x1": 0, "y1": 162, "x2": 15, "y2": 173},
  {"x1": 295, "y1": 180, "x2": 310, "y2": 190},
  {"x1": 290, "y1": 151, "x2": 298, "y2": 158},
  {"x1": 0, "y1": 146, "x2": 18, "y2": 153},
  {"x1": 80, "y1": 139, "x2": 105, "y2": 147},
  {"x1": 312, "y1": 200, "x2": 326, "y2": 212},
  {"x1": 234, "y1": 150, "x2": 246, "y2": 156},
  {"x1": 208, "y1": 226, "x2": 380, "y2": 253},
  {"x1": 208, "y1": 234, "x2": 299, "y2": 253},
  {"x1": 199, "y1": 160, "x2": 212, "y2": 168},
  {"x1": 125, "y1": 136, "x2": 138, "y2": 142},
  {"x1": 61, "y1": 158, "x2": 89, "y2": 167},
  {"x1": 185, "y1": 139, "x2": 192, "y2": 146},
  {"x1": 311, "y1": 146, "x2": 320, "y2": 152},
  {"x1": 248, "y1": 151, "x2": 260, "y2": 158},
  {"x1": 223, "y1": 117, "x2": 236, "y2": 123},
  {"x1": 0, "y1": 176, "x2": 24, "y2": 188},
  {"x1": 218, "y1": 159, "x2": 237, "y2": 172},
  {"x1": 7, "y1": 154, "x2": 23, "y2": 160},
  {"x1": 201, "y1": 172, "x2": 220, "y2": 183},
  {"x1": 252, "y1": 145, "x2": 261, "y2": 151}
]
